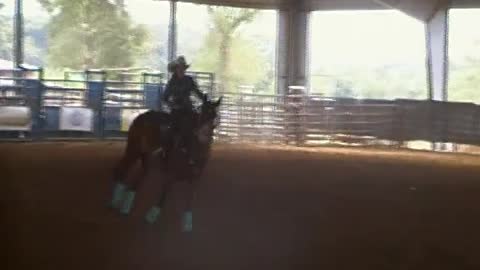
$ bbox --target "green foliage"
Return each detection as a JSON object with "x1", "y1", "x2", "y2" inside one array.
[
  {"x1": 24, "y1": 19, "x2": 48, "y2": 67},
  {"x1": 0, "y1": 3, "x2": 13, "y2": 61},
  {"x1": 137, "y1": 26, "x2": 168, "y2": 72},
  {"x1": 207, "y1": 6, "x2": 257, "y2": 36},
  {"x1": 193, "y1": 7, "x2": 269, "y2": 93},
  {"x1": 449, "y1": 40, "x2": 480, "y2": 104},
  {"x1": 38, "y1": 0, "x2": 148, "y2": 69},
  {"x1": 334, "y1": 80, "x2": 356, "y2": 98},
  {"x1": 311, "y1": 65, "x2": 427, "y2": 99},
  {"x1": 229, "y1": 36, "x2": 268, "y2": 89},
  {"x1": 449, "y1": 65, "x2": 480, "y2": 104}
]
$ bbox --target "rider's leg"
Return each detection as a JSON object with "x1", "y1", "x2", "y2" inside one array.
[{"x1": 180, "y1": 113, "x2": 196, "y2": 164}]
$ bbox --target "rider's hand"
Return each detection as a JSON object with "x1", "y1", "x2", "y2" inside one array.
[{"x1": 202, "y1": 94, "x2": 208, "y2": 103}]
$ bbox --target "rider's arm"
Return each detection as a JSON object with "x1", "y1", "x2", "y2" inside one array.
[
  {"x1": 190, "y1": 78, "x2": 206, "y2": 101},
  {"x1": 163, "y1": 79, "x2": 173, "y2": 102}
]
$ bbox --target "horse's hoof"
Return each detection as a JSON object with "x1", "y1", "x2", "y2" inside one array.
[
  {"x1": 120, "y1": 191, "x2": 136, "y2": 215},
  {"x1": 145, "y1": 206, "x2": 162, "y2": 224},
  {"x1": 110, "y1": 183, "x2": 126, "y2": 209},
  {"x1": 182, "y1": 211, "x2": 193, "y2": 232}
]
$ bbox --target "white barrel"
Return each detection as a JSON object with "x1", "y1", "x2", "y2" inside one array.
[{"x1": 0, "y1": 106, "x2": 32, "y2": 131}]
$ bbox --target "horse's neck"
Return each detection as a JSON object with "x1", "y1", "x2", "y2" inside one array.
[{"x1": 192, "y1": 137, "x2": 213, "y2": 158}]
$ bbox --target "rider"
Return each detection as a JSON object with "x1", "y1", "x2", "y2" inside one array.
[{"x1": 163, "y1": 56, "x2": 207, "y2": 164}]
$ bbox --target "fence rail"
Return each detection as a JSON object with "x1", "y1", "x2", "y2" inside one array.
[
  {"x1": 211, "y1": 93, "x2": 480, "y2": 149},
  {"x1": 2, "y1": 70, "x2": 480, "y2": 151}
]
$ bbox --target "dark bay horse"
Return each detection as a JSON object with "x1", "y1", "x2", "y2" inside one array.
[{"x1": 109, "y1": 97, "x2": 222, "y2": 232}]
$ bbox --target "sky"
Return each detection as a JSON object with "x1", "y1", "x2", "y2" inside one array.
[
  {"x1": 449, "y1": 9, "x2": 480, "y2": 61},
  {"x1": 124, "y1": 0, "x2": 170, "y2": 25},
  {"x1": 309, "y1": 9, "x2": 427, "y2": 73}
]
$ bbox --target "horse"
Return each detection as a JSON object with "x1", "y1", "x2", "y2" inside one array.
[{"x1": 108, "y1": 96, "x2": 222, "y2": 232}]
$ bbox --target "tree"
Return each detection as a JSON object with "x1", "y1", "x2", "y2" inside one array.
[
  {"x1": 311, "y1": 63, "x2": 427, "y2": 100},
  {"x1": 24, "y1": 20, "x2": 48, "y2": 67},
  {"x1": 334, "y1": 80, "x2": 355, "y2": 98},
  {"x1": 449, "y1": 39, "x2": 480, "y2": 104},
  {"x1": 195, "y1": 7, "x2": 258, "y2": 92},
  {"x1": 137, "y1": 25, "x2": 168, "y2": 72},
  {"x1": 38, "y1": 0, "x2": 148, "y2": 70},
  {"x1": 449, "y1": 64, "x2": 480, "y2": 104},
  {"x1": 0, "y1": 2, "x2": 13, "y2": 62}
]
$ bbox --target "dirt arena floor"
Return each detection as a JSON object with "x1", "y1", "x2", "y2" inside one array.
[{"x1": 2, "y1": 142, "x2": 480, "y2": 270}]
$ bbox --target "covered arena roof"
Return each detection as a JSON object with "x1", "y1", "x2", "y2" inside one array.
[{"x1": 161, "y1": 0, "x2": 479, "y2": 21}]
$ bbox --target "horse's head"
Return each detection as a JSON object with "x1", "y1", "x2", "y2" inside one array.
[{"x1": 196, "y1": 96, "x2": 223, "y2": 144}]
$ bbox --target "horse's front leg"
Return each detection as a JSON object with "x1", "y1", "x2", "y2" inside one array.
[
  {"x1": 144, "y1": 146, "x2": 172, "y2": 224},
  {"x1": 145, "y1": 175, "x2": 173, "y2": 225}
]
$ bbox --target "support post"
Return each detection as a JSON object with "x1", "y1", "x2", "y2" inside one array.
[
  {"x1": 14, "y1": 0, "x2": 24, "y2": 67},
  {"x1": 86, "y1": 71, "x2": 106, "y2": 138},
  {"x1": 24, "y1": 79, "x2": 43, "y2": 139},
  {"x1": 277, "y1": 9, "x2": 310, "y2": 94},
  {"x1": 425, "y1": 5, "x2": 450, "y2": 151},
  {"x1": 168, "y1": 0, "x2": 177, "y2": 62},
  {"x1": 426, "y1": 7, "x2": 449, "y2": 101},
  {"x1": 276, "y1": 10, "x2": 289, "y2": 95}
]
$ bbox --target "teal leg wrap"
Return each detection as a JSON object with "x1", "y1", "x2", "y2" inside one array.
[
  {"x1": 182, "y1": 211, "x2": 193, "y2": 232},
  {"x1": 120, "y1": 191, "x2": 136, "y2": 215},
  {"x1": 110, "y1": 183, "x2": 126, "y2": 209},
  {"x1": 145, "y1": 206, "x2": 162, "y2": 225}
]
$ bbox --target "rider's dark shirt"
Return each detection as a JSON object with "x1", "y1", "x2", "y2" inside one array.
[{"x1": 163, "y1": 74, "x2": 205, "y2": 109}]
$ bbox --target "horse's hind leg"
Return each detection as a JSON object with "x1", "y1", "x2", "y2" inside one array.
[
  {"x1": 110, "y1": 127, "x2": 142, "y2": 213},
  {"x1": 118, "y1": 153, "x2": 153, "y2": 215}
]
